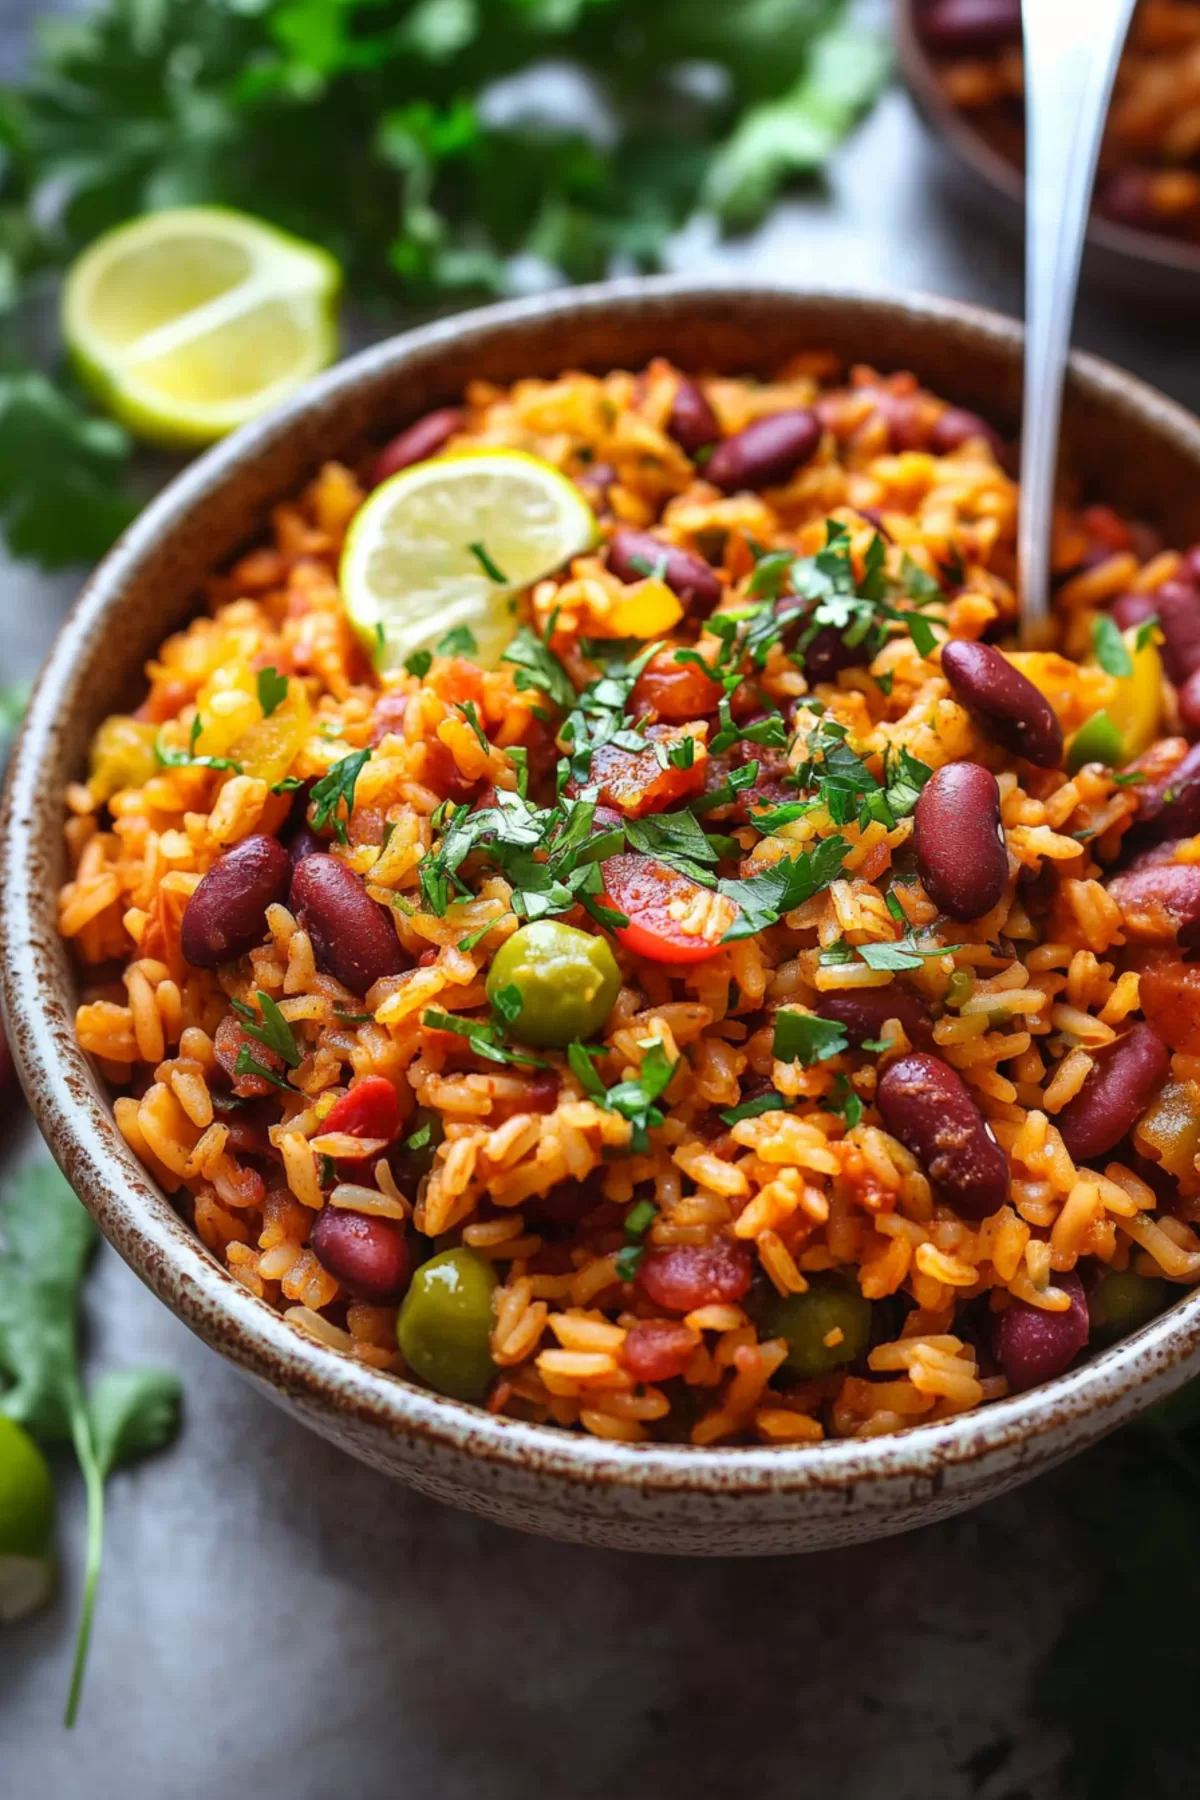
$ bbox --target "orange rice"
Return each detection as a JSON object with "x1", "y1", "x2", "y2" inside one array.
[{"x1": 59, "y1": 353, "x2": 1200, "y2": 1446}]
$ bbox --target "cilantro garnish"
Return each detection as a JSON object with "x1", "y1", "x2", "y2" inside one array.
[
  {"x1": 1092, "y1": 613, "x2": 1134, "y2": 679},
  {"x1": 772, "y1": 1010, "x2": 849, "y2": 1065},
  {"x1": 490, "y1": 983, "x2": 524, "y2": 1027},
  {"x1": 827, "y1": 1074, "x2": 864, "y2": 1130},
  {"x1": 854, "y1": 935, "x2": 963, "y2": 973},
  {"x1": 568, "y1": 1038, "x2": 677, "y2": 1152},
  {"x1": 719, "y1": 1090, "x2": 794, "y2": 1125},
  {"x1": 309, "y1": 748, "x2": 372, "y2": 844},
  {"x1": 256, "y1": 667, "x2": 288, "y2": 716},
  {"x1": 467, "y1": 541, "x2": 508, "y2": 583},
  {"x1": 421, "y1": 1007, "x2": 545, "y2": 1068},
  {"x1": 437, "y1": 626, "x2": 478, "y2": 658},
  {"x1": 405, "y1": 649, "x2": 433, "y2": 680},
  {"x1": 455, "y1": 699, "x2": 489, "y2": 752},
  {"x1": 502, "y1": 622, "x2": 576, "y2": 711},
  {"x1": 614, "y1": 1196, "x2": 659, "y2": 1281},
  {"x1": 231, "y1": 992, "x2": 301, "y2": 1068},
  {"x1": 154, "y1": 715, "x2": 244, "y2": 775},
  {"x1": 1134, "y1": 615, "x2": 1159, "y2": 652},
  {"x1": 717, "y1": 835, "x2": 849, "y2": 940},
  {"x1": 232, "y1": 1047, "x2": 294, "y2": 1092}
]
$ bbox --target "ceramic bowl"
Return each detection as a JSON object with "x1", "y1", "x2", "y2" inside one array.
[
  {"x1": 894, "y1": 0, "x2": 1200, "y2": 308},
  {"x1": 7, "y1": 278, "x2": 1200, "y2": 1557}
]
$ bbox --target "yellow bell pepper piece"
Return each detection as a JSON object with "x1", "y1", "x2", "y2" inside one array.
[
  {"x1": 608, "y1": 577, "x2": 684, "y2": 639},
  {"x1": 88, "y1": 715, "x2": 160, "y2": 802},
  {"x1": 229, "y1": 680, "x2": 312, "y2": 788},
  {"x1": 1102, "y1": 626, "x2": 1162, "y2": 761}
]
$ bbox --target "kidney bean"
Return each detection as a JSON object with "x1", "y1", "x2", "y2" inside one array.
[
  {"x1": 289, "y1": 854, "x2": 407, "y2": 994},
  {"x1": 941, "y1": 639, "x2": 1063, "y2": 768},
  {"x1": 914, "y1": 762, "x2": 1009, "y2": 919},
  {"x1": 606, "y1": 529, "x2": 722, "y2": 617},
  {"x1": 993, "y1": 1271, "x2": 1089, "y2": 1395},
  {"x1": 635, "y1": 1239, "x2": 753, "y2": 1312},
  {"x1": 917, "y1": 0, "x2": 1022, "y2": 53},
  {"x1": 289, "y1": 827, "x2": 324, "y2": 870},
  {"x1": 621, "y1": 1319, "x2": 702, "y2": 1383},
  {"x1": 1180, "y1": 544, "x2": 1200, "y2": 585},
  {"x1": 1109, "y1": 591, "x2": 1156, "y2": 634},
  {"x1": 814, "y1": 986, "x2": 934, "y2": 1052},
  {"x1": 1056, "y1": 1023, "x2": 1170, "y2": 1164},
  {"x1": 667, "y1": 376, "x2": 720, "y2": 457},
  {"x1": 310, "y1": 1206, "x2": 411, "y2": 1303},
  {"x1": 1135, "y1": 741, "x2": 1200, "y2": 842},
  {"x1": 1150, "y1": 577, "x2": 1200, "y2": 685},
  {"x1": 1175, "y1": 666, "x2": 1200, "y2": 741},
  {"x1": 1137, "y1": 954, "x2": 1200, "y2": 1055},
  {"x1": 371, "y1": 408, "x2": 462, "y2": 486},
  {"x1": 877, "y1": 1053, "x2": 1010, "y2": 1221},
  {"x1": 1108, "y1": 860, "x2": 1200, "y2": 951},
  {"x1": 180, "y1": 834, "x2": 291, "y2": 969},
  {"x1": 930, "y1": 406, "x2": 1004, "y2": 460},
  {"x1": 791, "y1": 613, "x2": 861, "y2": 683},
  {"x1": 322, "y1": 1076, "x2": 401, "y2": 1146},
  {"x1": 705, "y1": 408, "x2": 821, "y2": 494}
]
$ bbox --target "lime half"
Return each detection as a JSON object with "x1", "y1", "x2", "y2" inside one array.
[
  {"x1": 340, "y1": 449, "x2": 597, "y2": 671},
  {"x1": 0, "y1": 1415, "x2": 55, "y2": 1624},
  {"x1": 63, "y1": 206, "x2": 341, "y2": 448}
]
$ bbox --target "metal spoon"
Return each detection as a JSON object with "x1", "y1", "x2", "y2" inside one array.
[{"x1": 1017, "y1": 0, "x2": 1138, "y2": 645}]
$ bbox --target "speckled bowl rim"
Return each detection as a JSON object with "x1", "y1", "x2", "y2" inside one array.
[
  {"x1": 7, "y1": 274, "x2": 1200, "y2": 1507},
  {"x1": 893, "y1": 0, "x2": 1200, "y2": 292}
]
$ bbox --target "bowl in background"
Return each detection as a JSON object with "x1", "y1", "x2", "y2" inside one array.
[
  {"x1": 6, "y1": 277, "x2": 1200, "y2": 1555},
  {"x1": 894, "y1": 0, "x2": 1200, "y2": 307}
]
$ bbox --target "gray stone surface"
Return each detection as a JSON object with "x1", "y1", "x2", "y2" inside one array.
[{"x1": 3, "y1": 10, "x2": 1199, "y2": 1791}]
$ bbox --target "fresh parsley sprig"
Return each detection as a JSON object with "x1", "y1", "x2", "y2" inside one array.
[{"x1": 309, "y1": 748, "x2": 372, "y2": 844}]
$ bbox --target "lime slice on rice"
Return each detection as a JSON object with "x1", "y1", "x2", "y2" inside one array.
[
  {"x1": 63, "y1": 206, "x2": 341, "y2": 449},
  {"x1": 340, "y1": 449, "x2": 597, "y2": 671},
  {"x1": 0, "y1": 1415, "x2": 55, "y2": 1624}
]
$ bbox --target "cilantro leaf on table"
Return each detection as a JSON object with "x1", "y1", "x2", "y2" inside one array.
[
  {"x1": 0, "y1": 1161, "x2": 181, "y2": 1725},
  {"x1": 0, "y1": 373, "x2": 137, "y2": 571}
]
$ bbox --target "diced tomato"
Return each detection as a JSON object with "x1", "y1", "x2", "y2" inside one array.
[
  {"x1": 431, "y1": 657, "x2": 486, "y2": 708},
  {"x1": 601, "y1": 852, "x2": 734, "y2": 964},
  {"x1": 635, "y1": 1240, "x2": 753, "y2": 1313},
  {"x1": 588, "y1": 724, "x2": 706, "y2": 817},
  {"x1": 630, "y1": 651, "x2": 724, "y2": 722},
  {"x1": 421, "y1": 737, "x2": 481, "y2": 801},
  {"x1": 371, "y1": 690, "x2": 410, "y2": 745},
  {"x1": 621, "y1": 1319, "x2": 702, "y2": 1382},
  {"x1": 322, "y1": 1076, "x2": 401, "y2": 1146}
]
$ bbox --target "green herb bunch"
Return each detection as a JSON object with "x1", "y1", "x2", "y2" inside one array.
[{"x1": 0, "y1": 0, "x2": 886, "y2": 568}]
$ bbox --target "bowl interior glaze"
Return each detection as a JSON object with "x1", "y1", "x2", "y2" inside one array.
[{"x1": 7, "y1": 279, "x2": 1200, "y2": 1556}]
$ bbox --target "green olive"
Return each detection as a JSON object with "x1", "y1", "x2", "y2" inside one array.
[
  {"x1": 485, "y1": 920, "x2": 620, "y2": 1048},
  {"x1": 396, "y1": 1247, "x2": 498, "y2": 1402},
  {"x1": 1088, "y1": 1269, "x2": 1168, "y2": 1344},
  {"x1": 759, "y1": 1275, "x2": 872, "y2": 1379}
]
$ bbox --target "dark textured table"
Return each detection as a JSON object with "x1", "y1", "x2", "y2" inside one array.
[{"x1": 3, "y1": 9, "x2": 1199, "y2": 1793}]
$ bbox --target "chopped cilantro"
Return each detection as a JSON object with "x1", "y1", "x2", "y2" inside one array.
[
  {"x1": 421, "y1": 1007, "x2": 545, "y2": 1068},
  {"x1": 404, "y1": 649, "x2": 433, "y2": 680},
  {"x1": 502, "y1": 622, "x2": 576, "y2": 712},
  {"x1": 568, "y1": 1037, "x2": 677, "y2": 1153},
  {"x1": 231, "y1": 991, "x2": 302, "y2": 1068},
  {"x1": 256, "y1": 667, "x2": 288, "y2": 717},
  {"x1": 232, "y1": 1046, "x2": 293, "y2": 1092},
  {"x1": 154, "y1": 715, "x2": 243, "y2": 775},
  {"x1": 490, "y1": 983, "x2": 524, "y2": 1027},
  {"x1": 309, "y1": 748, "x2": 372, "y2": 844},
  {"x1": 718, "y1": 835, "x2": 849, "y2": 940},
  {"x1": 455, "y1": 699, "x2": 489, "y2": 752},
  {"x1": 467, "y1": 541, "x2": 508, "y2": 583},
  {"x1": 719, "y1": 1091, "x2": 793, "y2": 1125},
  {"x1": 437, "y1": 626, "x2": 478, "y2": 658},
  {"x1": 1093, "y1": 613, "x2": 1134, "y2": 679},
  {"x1": 772, "y1": 1010, "x2": 849, "y2": 1065}
]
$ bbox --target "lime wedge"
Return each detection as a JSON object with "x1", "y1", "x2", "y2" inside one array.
[
  {"x1": 340, "y1": 449, "x2": 597, "y2": 671},
  {"x1": 0, "y1": 1416, "x2": 55, "y2": 1623},
  {"x1": 63, "y1": 207, "x2": 341, "y2": 448}
]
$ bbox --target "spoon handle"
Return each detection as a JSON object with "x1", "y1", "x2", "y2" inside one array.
[{"x1": 1018, "y1": 0, "x2": 1138, "y2": 645}]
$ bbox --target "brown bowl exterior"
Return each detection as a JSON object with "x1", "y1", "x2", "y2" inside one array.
[
  {"x1": 894, "y1": 0, "x2": 1200, "y2": 308},
  {"x1": 7, "y1": 278, "x2": 1200, "y2": 1556}
]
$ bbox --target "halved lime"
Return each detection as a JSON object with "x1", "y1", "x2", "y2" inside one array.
[
  {"x1": 340, "y1": 449, "x2": 597, "y2": 671},
  {"x1": 0, "y1": 1415, "x2": 55, "y2": 1624},
  {"x1": 63, "y1": 207, "x2": 341, "y2": 448}
]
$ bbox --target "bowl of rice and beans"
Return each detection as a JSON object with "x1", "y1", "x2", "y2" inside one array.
[{"x1": 10, "y1": 282, "x2": 1200, "y2": 1554}]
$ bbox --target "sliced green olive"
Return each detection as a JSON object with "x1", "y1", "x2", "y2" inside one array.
[{"x1": 759, "y1": 1274, "x2": 872, "y2": 1379}]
